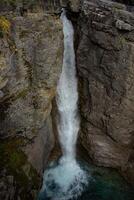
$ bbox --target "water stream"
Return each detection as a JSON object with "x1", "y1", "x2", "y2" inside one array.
[
  {"x1": 56, "y1": 8, "x2": 79, "y2": 163},
  {"x1": 38, "y1": 9, "x2": 88, "y2": 200},
  {"x1": 38, "y1": 9, "x2": 134, "y2": 200}
]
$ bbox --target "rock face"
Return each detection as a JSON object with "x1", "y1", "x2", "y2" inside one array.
[
  {"x1": 43, "y1": 0, "x2": 80, "y2": 12},
  {"x1": 77, "y1": 0, "x2": 134, "y2": 184},
  {"x1": 113, "y1": 0, "x2": 134, "y2": 6},
  {"x1": 0, "y1": 9, "x2": 63, "y2": 199},
  {"x1": 0, "y1": 0, "x2": 134, "y2": 198}
]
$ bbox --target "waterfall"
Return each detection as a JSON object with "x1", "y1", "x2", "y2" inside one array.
[
  {"x1": 39, "y1": 9, "x2": 88, "y2": 200},
  {"x1": 56, "y1": 8, "x2": 79, "y2": 163}
]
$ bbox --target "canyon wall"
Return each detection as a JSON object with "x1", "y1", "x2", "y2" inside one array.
[
  {"x1": 77, "y1": 0, "x2": 134, "y2": 185},
  {"x1": 0, "y1": 0, "x2": 134, "y2": 199},
  {"x1": 0, "y1": 7, "x2": 63, "y2": 199}
]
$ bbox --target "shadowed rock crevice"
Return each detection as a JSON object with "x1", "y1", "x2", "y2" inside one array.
[{"x1": 113, "y1": 0, "x2": 134, "y2": 6}]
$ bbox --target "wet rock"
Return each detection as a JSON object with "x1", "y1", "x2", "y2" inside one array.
[
  {"x1": 0, "y1": 175, "x2": 15, "y2": 200},
  {"x1": 0, "y1": 138, "x2": 41, "y2": 199}
]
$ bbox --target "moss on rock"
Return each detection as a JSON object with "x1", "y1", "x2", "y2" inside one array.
[
  {"x1": 0, "y1": 137, "x2": 40, "y2": 199},
  {"x1": 0, "y1": 16, "x2": 11, "y2": 38}
]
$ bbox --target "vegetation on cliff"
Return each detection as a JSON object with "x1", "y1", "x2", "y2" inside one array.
[
  {"x1": 0, "y1": 137, "x2": 40, "y2": 199},
  {"x1": 0, "y1": 16, "x2": 10, "y2": 37}
]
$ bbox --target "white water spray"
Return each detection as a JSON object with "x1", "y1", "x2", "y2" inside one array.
[
  {"x1": 39, "y1": 9, "x2": 88, "y2": 200},
  {"x1": 56, "y1": 8, "x2": 79, "y2": 163}
]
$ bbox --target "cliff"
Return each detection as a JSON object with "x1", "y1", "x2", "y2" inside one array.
[
  {"x1": 0, "y1": 0, "x2": 134, "y2": 199},
  {"x1": 0, "y1": 3, "x2": 63, "y2": 199},
  {"x1": 77, "y1": 0, "x2": 134, "y2": 185}
]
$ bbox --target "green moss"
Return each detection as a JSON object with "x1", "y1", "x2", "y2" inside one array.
[
  {"x1": 0, "y1": 137, "x2": 40, "y2": 199},
  {"x1": 0, "y1": 16, "x2": 11, "y2": 38},
  {"x1": 9, "y1": 88, "x2": 28, "y2": 102},
  {"x1": 117, "y1": 35, "x2": 126, "y2": 48},
  {"x1": 15, "y1": 88, "x2": 29, "y2": 99}
]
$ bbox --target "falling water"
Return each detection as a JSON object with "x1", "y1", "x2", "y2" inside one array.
[
  {"x1": 38, "y1": 8, "x2": 134, "y2": 200},
  {"x1": 38, "y1": 9, "x2": 88, "y2": 200},
  {"x1": 56, "y1": 8, "x2": 79, "y2": 163}
]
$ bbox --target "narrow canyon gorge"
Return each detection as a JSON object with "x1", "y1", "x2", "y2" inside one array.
[{"x1": 0, "y1": 0, "x2": 134, "y2": 199}]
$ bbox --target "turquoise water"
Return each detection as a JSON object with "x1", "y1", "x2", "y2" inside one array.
[{"x1": 38, "y1": 159, "x2": 134, "y2": 200}]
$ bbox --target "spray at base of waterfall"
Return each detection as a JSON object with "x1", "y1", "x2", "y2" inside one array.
[{"x1": 39, "y1": 159, "x2": 89, "y2": 200}]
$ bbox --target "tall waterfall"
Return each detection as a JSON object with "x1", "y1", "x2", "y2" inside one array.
[
  {"x1": 56, "y1": 9, "x2": 79, "y2": 163},
  {"x1": 39, "y1": 9, "x2": 88, "y2": 200}
]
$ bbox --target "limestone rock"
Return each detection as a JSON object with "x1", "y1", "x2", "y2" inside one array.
[
  {"x1": 69, "y1": 0, "x2": 80, "y2": 12},
  {"x1": 0, "y1": 8, "x2": 63, "y2": 188},
  {"x1": 77, "y1": 0, "x2": 134, "y2": 185},
  {"x1": 43, "y1": 0, "x2": 80, "y2": 12},
  {"x1": 116, "y1": 19, "x2": 133, "y2": 31},
  {"x1": 87, "y1": 134, "x2": 130, "y2": 167}
]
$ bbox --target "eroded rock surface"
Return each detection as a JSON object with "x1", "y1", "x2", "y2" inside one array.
[
  {"x1": 43, "y1": 0, "x2": 80, "y2": 12},
  {"x1": 0, "y1": 0, "x2": 134, "y2": 198},
  {"x1": 77, "y1": 0, "x2": 134, "y2": 185},
  {"x1": 0, "y1": 10, "x2": 63, "y2": 199}
]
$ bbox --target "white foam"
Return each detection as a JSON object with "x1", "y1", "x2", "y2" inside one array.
[{"x1": 41, "y1": 160, "x2": 88, "y2": 200}]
